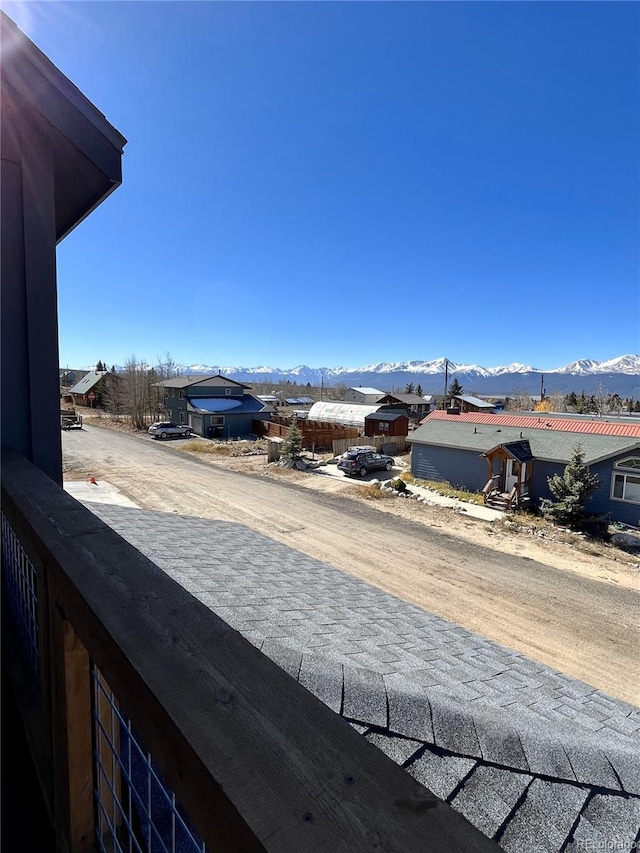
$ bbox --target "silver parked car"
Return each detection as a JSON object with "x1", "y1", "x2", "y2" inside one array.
[{"x1": 148, "y1": 421, "x2": 192, "y2": 439}]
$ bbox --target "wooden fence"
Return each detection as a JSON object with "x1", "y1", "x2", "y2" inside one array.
[
  {"x1": 331, "y1": 435, "x2": 409, "y2": 457},
  {"x1": 254, "y1": 416, "x2": 360, "y2": 450}
]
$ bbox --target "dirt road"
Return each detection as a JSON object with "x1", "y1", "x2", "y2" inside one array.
[{"x1": 63, "y1": 426, "x2": 639, "y2": 705}]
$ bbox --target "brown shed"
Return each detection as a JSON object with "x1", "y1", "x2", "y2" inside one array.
[{"x1": 364, "y1": 411, "x2": 409, "y2": 437}]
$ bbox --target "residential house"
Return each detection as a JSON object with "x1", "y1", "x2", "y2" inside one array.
[
  {"x1": 60, "y1": 368, "x2": 90, "y2": 388},
  {"x1": 68, "y1": 369, "x2": 109, "y2": 406},
  {"x1": 409, "y1": 411, "x2": 640, "y2": 524},
  {"x1": 451, "y1": 394, "x2": 496, "y2": 414},
  {"x1": 160, "y1": 373, "x2": 270, "y2": 438},
  {"x1": 344, "y1": 386, "x2": 384, "y2": 404},
  {"x1": 377, "y1": 392, "x2": 432, "y2": 420}
]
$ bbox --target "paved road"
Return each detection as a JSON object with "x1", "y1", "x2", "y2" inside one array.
[{"x1": 62, "y1": 426, "x2": 639, "y2": 704}]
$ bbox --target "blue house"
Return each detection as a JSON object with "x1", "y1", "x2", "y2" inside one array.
[
  {"x1": 159, "y1": 374, "x2": 270, "y2": 439},
  {"x1": 409, "y1": 411, "x2": 640, "y2": 526}
]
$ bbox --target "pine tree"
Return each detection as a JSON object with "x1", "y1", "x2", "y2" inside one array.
[
  {"x1": 96, "y1": 359, "x2": 104, "y2": 371},
  {"x1": 540, "y1": 444, "x2": 601, "y2": 529},
  {"x1": 405, "y1": 382, "x2": 415, "y2": 395},
  {"x1": 416, "y1": 383, "x2": 423, "y2": 397},
  {"x1": 448, "y1": 378, "x2": 463, "y2": 398},
  {"x1": 281, "y1": 419, "x2": 303, "y2": 461}
]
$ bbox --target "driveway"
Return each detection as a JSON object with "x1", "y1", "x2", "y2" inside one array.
[{"x1": 62, "y1": 425, "x2": 640, "y2": 705}]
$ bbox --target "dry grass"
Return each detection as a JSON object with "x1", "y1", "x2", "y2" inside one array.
[
  {"x1": 178, "y1": 440, "x2": 267, "y2": 458},
  {"x1": 400, "y1": 472, "x2": 482, "y2": 504},
  {"x1": 344, "y1": 484, "x2": 394, "y2": 501}
]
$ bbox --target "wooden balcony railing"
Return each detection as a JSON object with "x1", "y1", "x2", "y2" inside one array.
[{"x1": 1, "y1": 452, "x2": 497, "y2": 853}]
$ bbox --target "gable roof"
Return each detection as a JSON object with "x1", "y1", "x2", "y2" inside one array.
[
  {"x1": 349, "y1": 387, "x2": 384, "y2": 396},
  {"x1": 423, "y1": 410, "x2": 640, "y2": 438},
  {"x1": 453, "y1": 395, "x2": 495, "y2": 409},
  {"x1": 484, "y1": 440, "x2": 534, "y2": 463},
  {"x1": 159, "y1": 374, "x2": 250, "y2": 390},
  {"x1": 68, "y1": 370, "x2": 108, "y2": 394},
  {"x1": 409, "y1": 417, "x2": 640, "y2": 465},
  {"x1": 381, "y1": 393, "x2": 430, "y2": 406}
]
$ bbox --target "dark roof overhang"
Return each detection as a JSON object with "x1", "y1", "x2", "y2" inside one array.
[{"x1": 1, "y1": 12, "x2": 127, "y2": 242}]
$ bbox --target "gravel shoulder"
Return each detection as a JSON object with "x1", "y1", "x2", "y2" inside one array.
[{"x1": 63, "y1": 423, "x2": 640, "y2": 705}]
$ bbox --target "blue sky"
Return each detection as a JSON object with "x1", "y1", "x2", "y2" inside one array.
[{"x1": 5, "y1": 1, "x2": 639, "y2": 370}]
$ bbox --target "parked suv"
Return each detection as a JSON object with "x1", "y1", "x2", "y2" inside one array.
[
  {"x1": 148, "y1": 422, "x2": 192, "y2": 439},
  {"x1": 337, "y1": 449, "x2": 394, "y2": 478}
]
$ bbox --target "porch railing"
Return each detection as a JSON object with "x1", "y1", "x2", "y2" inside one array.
[{"x1": 1, "y1": 452, "x2": 497, "y2": 853}]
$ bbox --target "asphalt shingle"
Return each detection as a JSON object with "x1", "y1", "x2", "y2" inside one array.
[
  {"x1": 498, "y1": 779, "x2": 588, "y2": 853},
  {"x1": 83, "y1": 504, "x2": 640, "y2": 853},
  {"x1": 451, "y1": 765, "x2": 532, "y2": 838}
]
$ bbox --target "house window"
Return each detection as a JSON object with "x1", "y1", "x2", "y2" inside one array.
[
  {"x1": 210, "y1": 416, "x2": 224, "y2": 425},
  {"x1": 225, "y1": 388, "x2": 232, "y2": 395},
  {"x1": 612, "y1": 458, "x2": 640, "y2": 504},
  {"x1": 179, "y1": 411, "x2": 186, "y2": 424},
  {"x1": 616, "y1": 457, "x2": 640, "y2": 470},
  {"x1": 179, "y1": 389, "x2": 184, "y2": 399},
  {"x1": 378, "y1": 422, "x2": 389, "y2": 431}
]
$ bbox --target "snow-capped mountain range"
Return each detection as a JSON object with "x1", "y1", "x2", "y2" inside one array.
[{"x1": 169, "y1": 354, "x2": 640, "y2": 396}]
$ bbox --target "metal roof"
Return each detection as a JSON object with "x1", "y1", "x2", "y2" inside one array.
[
  {"x1": 285, "y1": 397, "x2": 314, "y2": 405},
  {"x1": 349, "y1": 387, "x2": 384, "y2": 396},
  {"x1": 409, "y1": 418, "x2": 640, "y2": 465},
  {"x1": 68, "y1": 370, "x2": 108, "y2": 394},
  {"x1": 453, "y1": 395, "x2": 495, "y2": 408},
  {"x1": 186, "y1": 396, "x2": 265, "y2": 415},
  {"x1": 424, "y1": 410, "x2": 640, "y2": 438}
]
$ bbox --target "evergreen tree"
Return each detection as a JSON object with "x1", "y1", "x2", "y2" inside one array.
[
  {"x1": 416, "y1": 383, "x2": 423, "y2": 397},
  {"x1": 281, "y1": 419, "x2": 303, "y2": 461},
  {"x1": 540, "y1": 444, "x2": 601, "y2": 529},
  {"x1": 447, "y1": 378, "x2": 463, "y2": 398},
  {"x1": 96, "y1": 359, "x2": 104, "y2": 371},
  {"x1": 405, "y1": 382, "x2": 415, "y2": 395}
]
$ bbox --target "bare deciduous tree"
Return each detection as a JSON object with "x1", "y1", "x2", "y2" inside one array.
[{"x1": 506, "y1": 386, "x2": 533, "y2": 412}]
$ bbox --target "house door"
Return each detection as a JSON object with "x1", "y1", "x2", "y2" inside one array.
[{"x1": 505, "y1": 459, "x2": 519, "y2": 492}]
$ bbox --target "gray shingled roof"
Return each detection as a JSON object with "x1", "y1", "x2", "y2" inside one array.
[
  {"x1": 68, "y1": 370, "x2": 108, "y2": 394},
  {"x1": 84, "y1": 504, "x2": 640, "y2": 853},
  {"x1": 158, "y1": 374, "x2": 250, "y2": 389},
  {"x1": 409, "y1": 419, "x2": 640, "y2": 465}
]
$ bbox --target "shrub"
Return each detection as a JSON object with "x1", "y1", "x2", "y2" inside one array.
[{"x1": 389, "y1": 478, "x2": 406, "y2": 492}]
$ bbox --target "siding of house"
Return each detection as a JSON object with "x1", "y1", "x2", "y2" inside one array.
[
  {"x1": 202, "y1": 412, "x2": 254, "y2": 438},
  {"x1": 413, "y1": 443, "x2": 640, "y2": 525},
  {"x1": 411, "y1": 444, "x2": 488, "y2": 491},
  {"x1": 533, "y1": 456, "x2": 640, "y2": 526}
]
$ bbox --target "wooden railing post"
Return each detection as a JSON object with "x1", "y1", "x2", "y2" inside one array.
[{"x1": 49, "y1": 605, "x2": 95, "y2": 853}]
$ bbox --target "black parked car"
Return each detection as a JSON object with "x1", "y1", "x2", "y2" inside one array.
[{"x1": 337, "y1": 449, "x2": 394, "y2": 478}]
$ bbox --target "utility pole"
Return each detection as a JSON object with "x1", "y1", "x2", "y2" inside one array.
[
  {"x1": 540, "y1": 374, "x2": 545, "y2": 402},
  {"x1": 320, "y1": 376, "x2": 324, "y2": 401},
  {"x1": 443, "y1": 359, "x2": 449, "y2": 409}
]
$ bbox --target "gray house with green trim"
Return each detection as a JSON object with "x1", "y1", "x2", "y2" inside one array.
[
  {"x1": 159, "y1": 374, "x2": 270, "y2": 439},
  {"x1": 409, "y1": 412, "x2": 640, "y2": 526}
]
